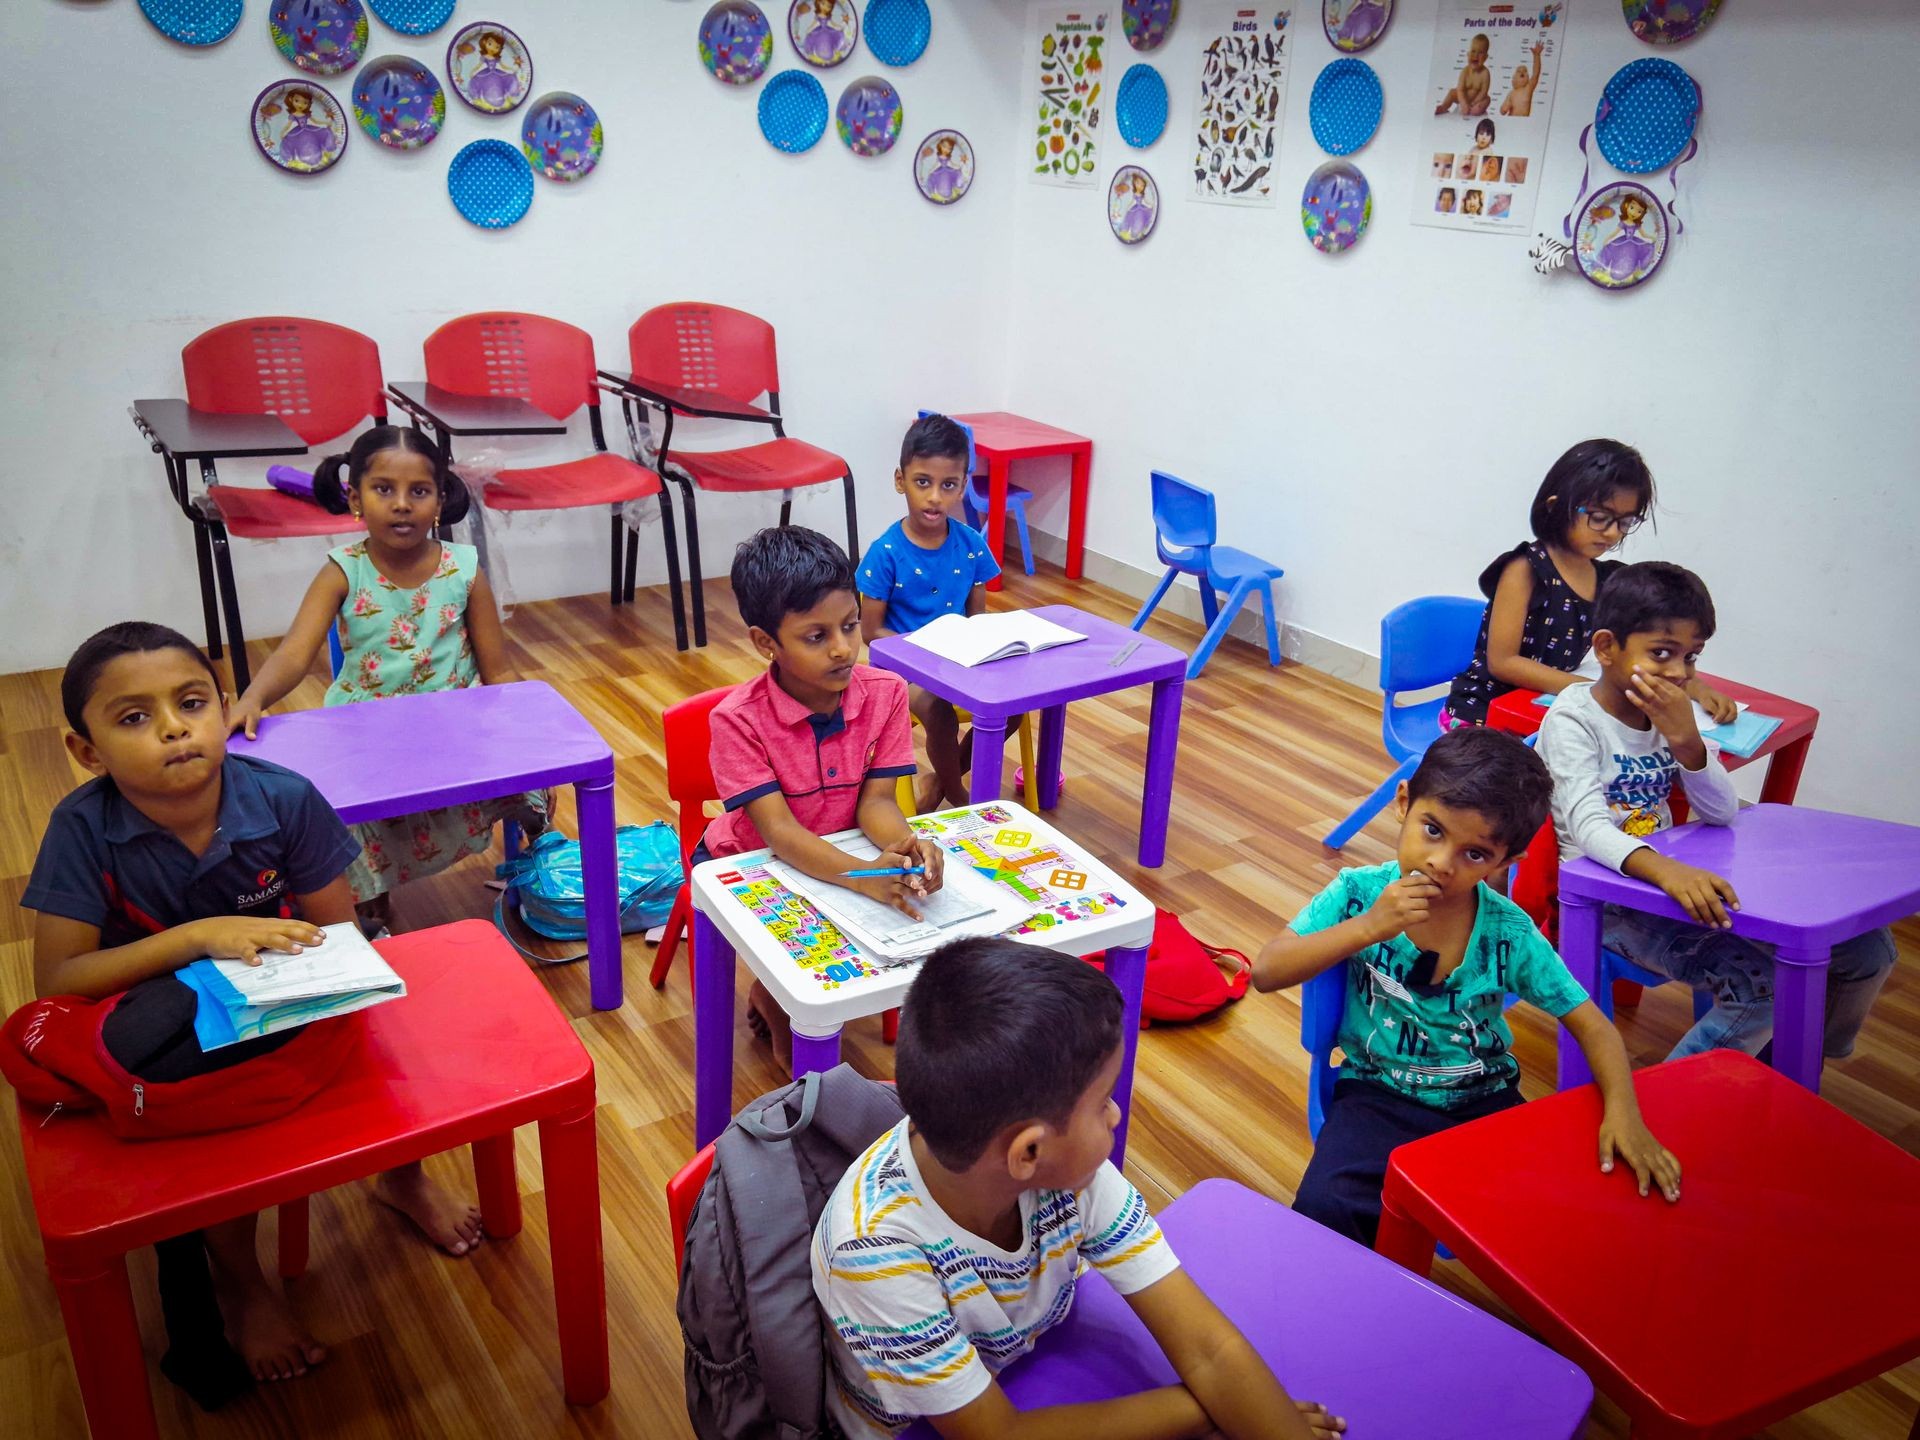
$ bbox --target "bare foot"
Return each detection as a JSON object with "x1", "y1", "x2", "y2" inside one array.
[
  {"x1": 373, "y1": 1164, "x2": 484, "y2": 1257},
  {"x1": 747, "y1": 980, "x2": 793, "y2": 1077},
  {"x1": 214, "y1": 1270, "x2": 325, "y2": 1382}
]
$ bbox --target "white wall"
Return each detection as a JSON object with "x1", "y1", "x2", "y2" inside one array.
[
  {"x1": 1001, "y1": 0, "x2": 1920, "y2": 822},
  {"x1": 0, "y1": 0, "x2": 1025, "y2": 660}
]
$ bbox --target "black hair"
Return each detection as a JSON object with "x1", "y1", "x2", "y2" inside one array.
[
  {"x1": 1475, "y1": 118, "x2": 1496, "y2": 144},
  {"x1": 312, "y1": 424, "x2": 469, "y2": 525},
  {"x1": 729, "y1": 525, "x2": 856, "y2": 636},
  {"x1": 1406, "y1": 726, "x2": 1551, "y2": 858},
  {"x1": 896, "y1": 937, "x2": 1124, "y2": 1171},
  {"x1": 61, "y1": 622, "x2": 219, "y2": 738},
  {"x1": 1591, "y1": 561, "x2": 1717, "y2": 646},
  {"x1": 899, "y1": 413, "x2": 971, "y2": 472},
  {"x1": 1529, "y1": 438, "x2": 1654, "y2": 545}
]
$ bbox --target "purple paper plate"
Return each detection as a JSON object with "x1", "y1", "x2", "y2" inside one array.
[
  {"x1": 1574, "y1": 180, "x2": 1668, "y2": 290},
  {"x1": 1109, "y1": 164, "x2": 1160, "y2": 243},
  {"x1": 1323, "y1": 0, "x2": 1393, "y2": 54},
  {"x1": 913, "y1": 128, "x2": 974, "y2": 204},
  {"x1": 353, "y1": 55, "x2": 446, "y2": 149},
  {"x1": 447, "y1": 21, "x2": 532, "y2": 113},
  {"x1": 1623, "y1": 0, "x2": 1721, "y2": 45},
  {"x1": 790, "y1": 0, "x2": 858, "y2": 67},
  {"x1": 252, "y1": 78, "x2": 350, "y2": 174},
  {"x1": 522, "y1": 91, "x2": 604, "y2": 180},
  {"x1": 837, "y1": 75, "x2": 902, "y2": 156},
  {"x1": 701, "y1": 1, "x2": 776, "y2": 84},
  {"x1": 271, "y1": 0, "x2": 370, "y2": 75}
]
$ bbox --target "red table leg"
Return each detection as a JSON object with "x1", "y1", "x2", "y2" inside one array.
[
  {"x1": 278, "y1": 1196, "x2": 310, "y2": 1278},
  {"x1": 1066, "y1": 443, "x2": 1090, "y2": 581},
  {"x1": 1374, "y1": 1187, "x2": 1437, "y2": 1277},
  {"x1": 473, "y1": 1132, "x2": 523, "y2": 1240},
  {"x1": 49, "y1": 1249, "x2": 159, "y2": 1440},
  {"x1": 1758, "y1": 734, "x2": 1811, "y2": 805},
  {"x1": 985, "y1": 457, "x2": 1009, "y2": 592},
  {"x1": 538, "y1": 1098, "x2": 608, "y2": 1406}
]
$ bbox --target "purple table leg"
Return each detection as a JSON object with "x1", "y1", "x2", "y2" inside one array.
[
  {"x1": 1038, "y1": 704, "x2": 1066, "y2": 811},
  {"x1": 1103, "y1": 941, "x2": 1147, "y2": 1166},
  {"x1": 577, "y1": 773, "x2": 622, "y2": 1011},
  {"x1": 1558, "y1": 893, "x2": 1603, "y2": 1090},
  {"x1": 1771, "y1": 943, "x2": 1829, "y2": 1094},
  {"x1": 969, "y1": 713, "x2": 1009, "y2": 805},
  {"x1": 693, "y1": 908, "x2": 737, "y2": 1147},
  {"x1": 791, "y1": 1025, "x2": 843, "y2": 1077},
  {"x1": 1138, "y1": 677, "x2": 1185, "y2": 868}
]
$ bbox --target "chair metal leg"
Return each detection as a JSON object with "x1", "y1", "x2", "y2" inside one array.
[
  {"x1": 778, "y1": 496, "x2": 792, "y2": 528},
  {"x1": 841, "y1": 470, "x2": 859, "y2": 563},
  {"x1": 1131, "y1": 567, "x2": 1180, "y2": 631},
  {"x1": 671, "y1": 473, "x2": 707, "y2": 648},
  {"x1": 191, "y1": 522, "x2": 223, "y2": 659},
  {"x1": 623, "y1": 528, "x2": 639, "y2": 603},
  {"x1": 208, "y1": 524, "x2": 250, "y2": 695},
  {"x1": 608, "y1": 508, "x2": 623, "y2": 605},
  {"x1": 657, "y1": 488, "x2": 688, "y2": 651},
  {"x1": 1325, "y1": 754, "x2": 1418, "y2": 850}
]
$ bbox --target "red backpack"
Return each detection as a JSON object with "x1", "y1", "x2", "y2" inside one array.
[
  {"x1": 0, "y1": 993, "x2": 361, "y2": 1140},
  {"x1": 1091, "y1": 908, "x2": 1252, "y2": 1027}
]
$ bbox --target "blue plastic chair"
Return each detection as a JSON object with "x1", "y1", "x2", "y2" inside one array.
[
  {"x1": 1129, "y1": 471, "x2": 1285, "y2": 681},
  {"x1": 917, "y1": 409, "x2": 1034, "y2": 576},
  {"x1": 1324, "y1": 596, "x2": 1485, "y2": 849}
]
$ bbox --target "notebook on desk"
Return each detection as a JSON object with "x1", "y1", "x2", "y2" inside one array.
[
  {"x1": 1530, "y1": 692, "x2": 1781, "y2": 758},
  {"x1": 180, "y1": 923, "x2": 407, "y2": 1050},
  {"x1": 767, "y1": 841, "x2": 1031, "y2": 963},
  {"x1": 901, "y1": 611, "x2": 1087, "y2": 668}
]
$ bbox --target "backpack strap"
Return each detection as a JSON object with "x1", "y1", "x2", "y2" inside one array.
[
  {"x1": 490, "y1": 893, "x2": 587, "y2": 966},
  {"x1": 1198, "y1": 941, "x2": 1252, "y2": 1001}
]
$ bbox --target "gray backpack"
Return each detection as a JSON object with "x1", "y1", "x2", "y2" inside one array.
[{"x1": 678, "y1": 1064, "x2": 905, "y2": 1440}]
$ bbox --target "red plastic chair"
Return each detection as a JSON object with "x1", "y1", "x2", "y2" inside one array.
[
  {"x1": 668, "y1": 1142, "x2": 718, "y2": 1273},
  {"x1": 650, "y1": 685, "x2": 735, "y2": 989},
  {"x1": 617, "y1": 304, "x2": 857, "y2": 649},
  {"x1": 174, "y1": 318, "x2": 387, "y2": 693},
  {"x1": 415, "y1": 312, "x2": 686, "y2": 645}
]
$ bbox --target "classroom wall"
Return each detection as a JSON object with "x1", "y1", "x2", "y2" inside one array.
[
  {"x1": 0, "y1": 0, "x2": 1025, "y2": 665},
  {"x1": 1001, "y1": 0, "x2": 1920, "y2": 823}
]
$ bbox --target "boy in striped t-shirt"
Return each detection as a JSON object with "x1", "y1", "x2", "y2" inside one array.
[{"x1": 811, "y1": 939, "x2": 1343, "y2": 1440}]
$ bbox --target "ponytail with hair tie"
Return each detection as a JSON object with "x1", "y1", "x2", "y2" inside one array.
[
  {"x1": 439, "y1": 471, "x2": 471, "y2": 526},
  {"x1": 312, "y1": 453, "x2": 354, "y2": 515}
]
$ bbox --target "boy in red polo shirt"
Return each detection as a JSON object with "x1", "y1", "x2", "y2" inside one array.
[{"x1": 703, "y1": 527, "x2": 944, "y2": 1066}]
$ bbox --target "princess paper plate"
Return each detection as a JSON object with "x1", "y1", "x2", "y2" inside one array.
[
  {"x1": 353, "y1": 55, "x2": 446, "y2": 149},
  {"x1": 1109, "y1": 164, "x2": 1160, "y2": 244},
  {"x1": 837, "y1": 75, "x2": 903, "y2": 156},
  {"x1": 1595, "y1": 57, "x2": 1699, "y2": 173},
  {"x1": 447, "y1": 21, "x2": 532, "y2": 114},
  {"x1": 1309, "y1": 57, "x2": 1383, "y2": 155},
  {"x1": 700, "y1": 1, "x2": 775, "y2": 85},
  {"x1": 1323, "y1": 0, "x2": 1393, "y2": 55},
  {"x1": 271, "y1": 0, "x2": 370, "y2": 76},
  {"x1": 1573, "y1": 179, "x2": 1668, "y2": 290},
  {"x1": 521, "y1": 91, "x2": 604, "y2": 180},
  {"x1": 252, "y1": 79, "x2": 349, "y2": 174},
  {"x1": 790, "y1": 0, "x2": 858, "y2": 68},
  {"x1": 914, "y1": 128, "x2": 974, "y2": 204}
]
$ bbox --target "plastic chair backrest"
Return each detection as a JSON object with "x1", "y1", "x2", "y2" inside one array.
[
  {"x1": 628, "y1": 303, "x2": 780, "y2": 409},
  {"x1": 422, "y1": 312, "x2": 598, "y2": 423},
  {"x1": 1380, "y1": 596, "x2": 1486, "y2": 697},
  {"x1": 667, "y1": 1141, "x2": 717, "y2": 1274},
  {"x1": 664, "y1": 685, "x2": 735, "y2": 859},
  {"x1": 1149, "y1": 470, "x2": 1217, "y2": 570},
  {"x1": 1299, "y1": 965, "x2": 1347, "y2": 1137},
  {"x1": 182, "y1": 318, "x2": 387, "y2": 448}
]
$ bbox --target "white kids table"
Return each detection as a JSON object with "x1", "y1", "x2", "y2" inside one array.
[{"x1": 691, "y1": 802, "x2": 1154, "y2": 1159}]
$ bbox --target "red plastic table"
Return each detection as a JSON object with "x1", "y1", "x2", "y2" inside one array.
[
  {"x1": 948, "y1": 412, "x2": 1091, "y2": 593},
  {"x1": 15, "y1": 921, "x2": 607, "y2": 1440},
  {"x1": 1376, "y1": 1051, "x2": 1920, "y2": 1440}
]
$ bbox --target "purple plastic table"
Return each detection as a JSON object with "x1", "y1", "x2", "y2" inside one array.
[
  {"x1": 868, "y1": 606, "x2": 1187, "y2": 868},
  {"x1": 1558, "y1": 804, "x2": 1920, "y2": 1094},
  {"x1": 900, "y1": 1179, "x2": 1592, "y2": 1440},
  {"x1": 231, "y1": 681, "x2": 627, "y2": 1009}
]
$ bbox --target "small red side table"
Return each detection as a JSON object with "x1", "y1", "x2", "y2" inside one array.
[
  {"x1": 16, "y1": 920, "x2": 607, "y2": 1439},
  {"x1": 948, "y1": 411, "x2": 1091, "y2": 593},
  {"x1": 1377, "y1": 1051, "x2": 1920, "y2": 1439}
]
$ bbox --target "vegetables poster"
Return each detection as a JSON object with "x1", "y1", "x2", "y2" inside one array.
[
  {"x1": 1032, "y1": 8, "x2": 1109, "y2": 187},
  {"x1": 1192, "y1": 7, "x2": 1294, "y2": 208}
]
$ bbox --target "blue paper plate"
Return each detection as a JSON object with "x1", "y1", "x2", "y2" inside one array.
[
  {"x1": 448, "y1": 139, "x2": 532, "y2": 228},
  {"x1": 1116, "y1": 64, "x2": 1168, "y2": 148},
  {"x1": 138, "y1": 0, "x2": 242, "y2": 46},
  {"x1": 368, "y1": 0, "x2": 456, "y2": 36},
  {"x1": 864, "y1": 0, "x2": 930, "y2": 66},
  {"x1": 759, "y1": 69, "x2": 829, "y2": 152},
  {"x1": 1309, "y1": 58, "x2": 1382, "y2": 156},
  {"x1": 1596, "y1": 58, "x2": 1698, "y2": 174}
]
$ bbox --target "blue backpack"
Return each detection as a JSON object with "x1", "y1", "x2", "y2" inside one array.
[{"x1": 493, "y1": 822, "x2": 682, "y2": 962}]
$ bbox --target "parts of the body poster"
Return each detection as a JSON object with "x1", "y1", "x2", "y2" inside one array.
[
  {"x1": 1032, "y1": 7, "x2": 1111, "y2": 187},
  {"x1": 1414, "y1": 1, "x2": 1564, "y2": 234},
  {"x1": 1190, "y1": 6, "x2": 1293, "y2": 208}
]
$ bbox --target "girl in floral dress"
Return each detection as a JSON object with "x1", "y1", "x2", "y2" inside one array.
[{"x1": 230, "y1": 426, "x2": 546, "y2": 936}]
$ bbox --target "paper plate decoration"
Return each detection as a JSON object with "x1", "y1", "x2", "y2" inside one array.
[
  {"x1": 837, "y1": 76, "x2": 903, "y2": 156},
  {"x1": 271, "y1": 0, "x2": 370, "y2": 76},
  {"x1": 521, "y1": 92, "x2": 603, "y2": 180},
  {"x1": 790, "y1": 0, "x2": 858, "y2": 68},
  {"x1": 367, "y1": 0, "x2": 456, "y2": 36},
  {"x1": 138, "y1": 0, "x2": 242, "y2": 46},
  {"x1": 759, "y1": 69, "x2": 830, "y2": 151},
  {"x1": 1623, "y1": 0, "x2": 1721, "y2": 45},
  {"x1": 353, "y1": 56, "x2": 447, "y2": 149},
  {"x1": 1573, "y1": 180, "x2": 1668, "y2": 290},
  {"x1": 913, "y1": 128, "x2": 973, "y2": 204},
  {"x1": 700, "y1": 2, "x2": 775, "y2": 84},
  {"x1": 448, "y1": 138, "x2": 533, "y2": 228},
  {"x1": 1323, "y1": 0, "x2": 1393, "y2": 54},
  {"x1": 1595, "y1": 58, "x2": 1699, "y2": 173},
  {"x1": 1301, "y1": 159, "x2": 1371, "y2": 253},
  {"x1": 1109, "y1": 165, "x2": 1160, "y2": 244},
  {"x1": 1309, "y1": 58, "x2": 1382, "y2": 155},
  {"x1": 864, "y1": 0, "x2": 931, "y2": 67},
  {"x1": 447, "y1": 22, "x2": 532, "y2": 113},
  {"x1": 1116, "y1": 64, "x2": 1169, "y2": 148},
  {"x1": 1121, "y1": 0, "x2": 1177, "y2": 52},
  {"x1": 252, "y1": 79, "x2": 350, "y2": 174}
]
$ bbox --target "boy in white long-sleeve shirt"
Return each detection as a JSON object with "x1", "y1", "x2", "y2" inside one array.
[{"x1": 1538, "y1": 562, "x2": 1894, "y2": 1064}]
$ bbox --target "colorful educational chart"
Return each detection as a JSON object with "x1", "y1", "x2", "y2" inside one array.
[
  {"x1": 1032, "y1": 7, "x2": 1110, "y2": 187},
  {"x1": 909, "y1": 805, "x2": 1131, "y2": 937},
  {"x1": 1190, "y1": 7, "x2": 1293, "y2": 208},
  {"x1": 1413, "y1": 0, "x2": 1564, "y2": 235}
]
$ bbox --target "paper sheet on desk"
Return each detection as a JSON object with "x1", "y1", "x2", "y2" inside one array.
[
  {"x1": 181, "y1": 922, "x2": 406, "y2": 1049},
  {"x1": 766, "y1": 841, "x2": 1030, "y2": 963},
  {"x1": 1533, "y1": 687, "x2": 1750, "y2": 737}
]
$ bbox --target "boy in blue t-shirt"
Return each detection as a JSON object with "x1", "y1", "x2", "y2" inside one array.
[
  {"x1": 1254, "y1": 727, "x2": 1681, "y2": 1246},
  {"x1": 857, "y1": 414, "x2": 1001, "y2": 810}
]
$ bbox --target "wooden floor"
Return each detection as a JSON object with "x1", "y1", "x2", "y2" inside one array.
[{"x1": 2, "y1": 565, "x2": 1916, "y2": 1439}]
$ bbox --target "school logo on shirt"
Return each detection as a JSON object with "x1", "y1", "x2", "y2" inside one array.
[{"x1": 235, "y1": 868, "x2": 288, "y2": 909}]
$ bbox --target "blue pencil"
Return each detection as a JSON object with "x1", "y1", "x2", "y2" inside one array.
[{"x1": 843, "y1": 865, "x2": 927, "y2": 878}]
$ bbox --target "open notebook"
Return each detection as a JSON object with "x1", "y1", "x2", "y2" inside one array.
[
  {"x1": 179, "y1": 922, "x2": 407, "y2": 1050},
  {"x1": 902, "y1": 611, "x2": 1087, "y2": 668},
  {"x1": 767, "y1": 841, "x2": 1031, "y2": 964}
]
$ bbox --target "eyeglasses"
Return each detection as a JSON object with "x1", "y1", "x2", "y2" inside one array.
[{"x1": 1576, "y1": 506, "x2": 1644, "y2": 536}]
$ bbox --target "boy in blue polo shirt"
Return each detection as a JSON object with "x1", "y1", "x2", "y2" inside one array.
[{"x1": 22, "y1": 623, "x2": 481, "y2": 1399}]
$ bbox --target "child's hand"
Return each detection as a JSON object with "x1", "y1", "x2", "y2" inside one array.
[
  {"x1": 1599, "y1": 1106, "x2": 1681, "y2": 1202},
  {"x1": 226, "y1": 693, "x2": 266, "y2": 740},
  {"x1": 193, "y1": 916, "x2": 327, "y2": 966},
  {"x1": 1648, "y1": 856, "x2": 1740, "y2": 929},
  {"x1": 1624, "y1": 666, "x2": 1699, "y2": 745},
  {"x1": 1688, "y1": 679, "x2": 1739, "y2": 725},
  {"x1": 1294, "y1": 1400, "x2": 1348, "y2": 1438},
  {"x1": 1364, "y1": 870, "x2": 1440, "y2": 943},
  {"x1": 851, "y1": 872, "x2": 924, "y2": 922},
  {"x1": 908, "y1": 835, "x2": 945, "y2": 893}
]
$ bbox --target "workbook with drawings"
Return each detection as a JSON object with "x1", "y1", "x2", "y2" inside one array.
[
  {"x1": 180, "y1": 922, "x2": 407, "y2": 1050},
  {"x1": 765, "y1": 839, "x2": 1032, "y2": 963},
  {"x1": 902, "y1": 610, "x2": 1087, "y2": 668}
]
